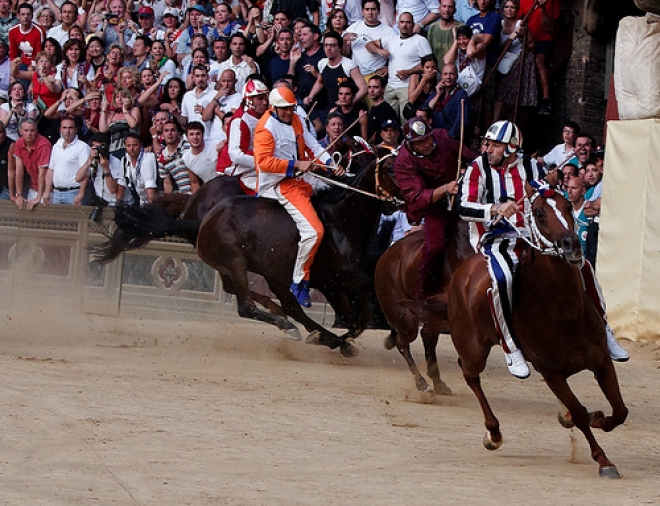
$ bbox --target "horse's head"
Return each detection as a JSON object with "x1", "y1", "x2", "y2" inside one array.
[
  {"x1": 373, "y1": 146, "x2": 404, "y2": 209},
  {"x1": 525, "y1": 182, "x2": 583, "y2": 265},
  {"x1": 325, "y1": 137, "x2": 403, "y2": 208}
]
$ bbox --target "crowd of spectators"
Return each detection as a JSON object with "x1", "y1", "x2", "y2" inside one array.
[{"x1": 0, "y1": 0, "x2": 601, "y2": 240}]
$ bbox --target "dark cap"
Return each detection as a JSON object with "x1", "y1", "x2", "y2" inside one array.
[{"x1": 381, "y1": 119, "x2": 400, "y2": 130}]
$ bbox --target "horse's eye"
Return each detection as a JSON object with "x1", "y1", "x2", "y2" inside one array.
[{"x1": 533, "y1": 208, "x2": 545, "y2": 220}]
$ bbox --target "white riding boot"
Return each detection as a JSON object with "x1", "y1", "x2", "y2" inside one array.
[
  {"x1": 504, "y1": 349, "x2": 530, "y2": 379},
  {"x1": 606, "y1": 324, "x2": 629, "y2": 362}
]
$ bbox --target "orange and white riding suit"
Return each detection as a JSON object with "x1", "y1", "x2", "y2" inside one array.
[{"x1": 254, "y1": 110, "x2": 332, "y2": 284}]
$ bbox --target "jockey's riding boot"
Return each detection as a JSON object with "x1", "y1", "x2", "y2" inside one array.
[
  {"x1": 290, "y1": 280, "x2": 312, "y2": 308},
  {"x1": 605, "y1": 324, "x2": 630, "y2": 362},
  {"x1": 504, "y1": 349, "x2": 531, "y2": 379}
]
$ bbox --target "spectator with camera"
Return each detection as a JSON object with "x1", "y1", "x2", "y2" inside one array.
[
  {"x1": 75, "y1": 132, "x2": 121, "y2": 211},
  {"x1": 174, "y1": 5, "x2": 219, "y2": 63},
  {"x1": 117, "y1": 132, "x2": 158, "y2": 206}
]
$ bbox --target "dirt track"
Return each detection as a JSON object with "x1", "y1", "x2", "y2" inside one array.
[{"x1": 1, "y1": 307, "x2": 659, "y2": 505}]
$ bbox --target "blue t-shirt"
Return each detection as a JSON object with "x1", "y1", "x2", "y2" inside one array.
[{"x1": 466, "y1": 11, "x2": 502, "y2": 67}]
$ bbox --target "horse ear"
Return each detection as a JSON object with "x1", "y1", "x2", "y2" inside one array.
[
  {"x1": 525, "y1": 182, "x2": 534, "y2": 198},
  {"x1": 545, "y1": 169, "x2": 560, "y2": 189}
]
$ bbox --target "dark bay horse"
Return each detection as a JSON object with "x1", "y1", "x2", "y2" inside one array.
[
  {"x1": 374, "y1": 212, "x2": 474, "y2": 396},
  {"x1": 448, "y1": 184, "x2": 628, "y2": 478},
  {"x1": 93, "y1": 143, "x2": 401, "y2": 357}
]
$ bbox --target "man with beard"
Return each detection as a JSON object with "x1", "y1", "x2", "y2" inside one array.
[
  {"x1": 216, "y1": 79, "x2": 269, "y2": 194},
  {"x1": 181, "y1": 64, "x2": 218, "y2": 140},
  {"x1": 427, "y1": 0, "x2": 463, "y2": 64}
]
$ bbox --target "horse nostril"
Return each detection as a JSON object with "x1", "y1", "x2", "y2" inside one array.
[{"x1": 562, "y1": 236, "x2": 574, "y2": 252}]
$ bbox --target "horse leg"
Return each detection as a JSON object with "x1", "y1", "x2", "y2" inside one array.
[
  {"x1": 384, "y1": 329, "x2": 397, "y2": 350},
  {"x1": 270, "y1": 284, "x2": 359, "y2": 358},
  {"x1": 206, "y1": 254, "x2": 300, "y2": 340},
  {"x1": 420, "y1": 329, "x2": 451, "y2": 395},
  {"x1": 589, "y1": 358, "x2": 629, "y2": 433},
  {"x1": 462, "y1": 370, "x2": 503, "y2": 450},
  {"x1": 397, "y1": 343, "x2": 433, "y2": 394},
  {"x1": 221, "y1": 274, "x2": 287, "y2": 317},
  {"x1": 543, "y1": 372, "x2": 621, "y2": 478}
]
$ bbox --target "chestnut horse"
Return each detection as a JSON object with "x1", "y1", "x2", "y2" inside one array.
[
  {"x1": 374, "y1": 213, "x2": 473, "y2": 395},
  {"x1": 448, "y1": 184, "x2": 628, "y2": 478},
  {"x1": 93, "y1": 142, "x2": 401, "y2": 357}
]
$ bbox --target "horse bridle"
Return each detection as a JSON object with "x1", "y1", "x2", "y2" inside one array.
[
  {"x1": 309, "y1": 143, "x2": 403, "y2": 206},
  {"x1": 521, "y1": 191, "x2": 569, "y2": 257}
]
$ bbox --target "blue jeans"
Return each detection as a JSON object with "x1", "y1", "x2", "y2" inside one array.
[
  {"x1": 0, "y1": 187, "x2": 10, "y2": 200},
  {"x1": 52, "y1": 189, "x2": 79, "y2": 205}
]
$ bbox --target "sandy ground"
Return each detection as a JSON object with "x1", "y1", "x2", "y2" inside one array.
[{"x1": 1, "y1": 306, "x2": 659, "y2": 506}]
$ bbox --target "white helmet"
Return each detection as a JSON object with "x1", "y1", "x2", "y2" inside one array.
[
  {"x1": 484, "y1": 120, "x2": 522, "y2": 156},
  {"x1": 243, "y1": 79, "x2": 269, "y2": 100},
  {"x1": 269, "y1": 87, "x2": 297, "y2": 108}
]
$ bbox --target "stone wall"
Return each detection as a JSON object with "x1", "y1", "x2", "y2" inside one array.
[{"x1": 0, "y1": 202, "x2": 332, "y2": 326}]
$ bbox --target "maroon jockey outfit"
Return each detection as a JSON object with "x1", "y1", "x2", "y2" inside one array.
[{"x1": 394, "y1": 120, "x2": 476, "y2": 300}]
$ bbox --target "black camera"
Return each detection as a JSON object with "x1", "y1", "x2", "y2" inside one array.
[
  {"x1": 96, "y1": 143, "x2": 110, "y2": 159},
  {"x1": 105, "y1": 12, "x2": 118, "y2": 19},
  {"x1": 89, "y1": 193, "x2": 108, "y2": 223}
]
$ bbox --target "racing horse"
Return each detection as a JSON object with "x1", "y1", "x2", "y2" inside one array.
[
  {"x1": 448, "y1": 183, "x2": 628, "y2": 478},
  {"x1": 374, "y1": 212, "x2": 473, "y2": 396},
  {"x1": 92, "y1": 140, "x2": 402, "y2": 357}
]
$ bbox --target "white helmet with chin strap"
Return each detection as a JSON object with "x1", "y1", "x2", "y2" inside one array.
[
  {"x1": 484, "y1": 120, "x2": 522, "y2": 157},
  {"x1": 242, "y1": 79, "x2": 269, "y2": 108}
]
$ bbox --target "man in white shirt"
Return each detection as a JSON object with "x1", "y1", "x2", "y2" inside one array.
[
  {"x1": 395, "y1": 0, "x2": 440, "y2": 33},
  {"x1": 215, "y1": 32, "x2": 259, "y2": 91},
  {"x1": 45, "y1": 116, "x2": 90, "y2": 205},
  {"x1": 366, "y1": 12, "x2": 432, "y2": 120},
  {"x1": 46, "y1": 1, "x2": 76, "y2": 46},
  {"x1": 182, "y1": 121, "x2": 219, "y2": 185},
  {"x1": 118, "y1": 133, "x2": 158, "y2": 206},
  {"x1": 181, "y1": 64, "x2": 219, "y2": 140},
  {"x1": 344, "y1": 0, "x2": 395, "y2": 84},
  {"x1": 202, "y1": 69, "x2": 242, "y2": 127}
]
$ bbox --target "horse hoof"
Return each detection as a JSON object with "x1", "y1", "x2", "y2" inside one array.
[
  {"x1": 434, "y1": 383, "x2": 453, "y2": 396},
  {"x1": 599, "y1": 466, "x2": 621, "y2": 479},
  {"x1": 383, "y1": 334, "x2": 396, "y2": 350},
  {"x1": 557, "y1": 410, "x2": 575, "y2": 429},
  {"x1": 483, "y1": 431, "x2": 503, "y2": 451},
  {"x1": 305, "y1": 330, "x2": 322, "y2": 345},
  {"x1": 340, "y1": 342, "x2": 359, "y2": 358},
  {"x1": 283, "y1": 327, "x2": 302, "y2": 341}
]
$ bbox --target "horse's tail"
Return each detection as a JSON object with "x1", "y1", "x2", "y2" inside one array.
[{"x1": 90, "y1": 203, "x2": 201, "y2": 264}]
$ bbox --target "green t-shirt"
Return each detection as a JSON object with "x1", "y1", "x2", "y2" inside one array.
[{"x1": 427, "y1": 21, "x2": 464, "y2": 64}]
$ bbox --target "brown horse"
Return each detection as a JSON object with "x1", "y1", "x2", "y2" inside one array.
[
  {"x1": 93, "y1": 142, "x2": 402, "y2": 357},
  {"x1": 374, "y1": 212, "x2": 473, "y2": 396},
  {"x1": 448, "y1": 184, "x2": 628, "y2": 478}
]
